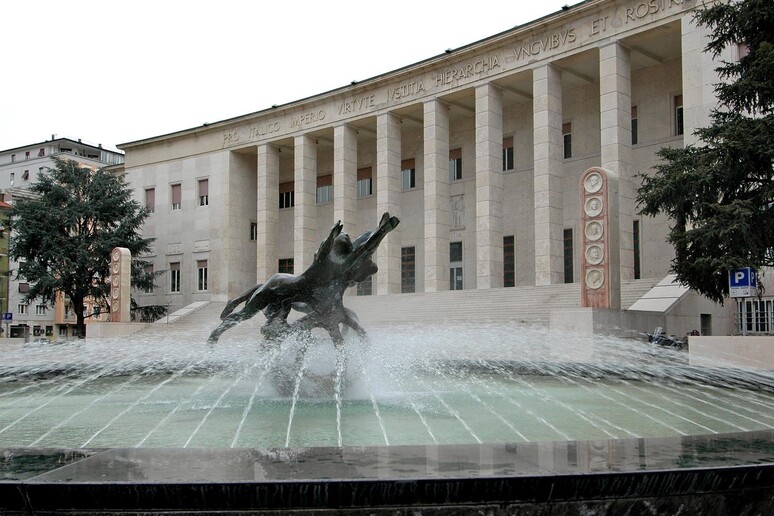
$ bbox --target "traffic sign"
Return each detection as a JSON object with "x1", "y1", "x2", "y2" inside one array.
[
  {"x1": 729, "y1": 267, "x2": 757, "y2": 298},
  {"x1": 2, "y1": 312, "x2": 12, "y2": 322}
]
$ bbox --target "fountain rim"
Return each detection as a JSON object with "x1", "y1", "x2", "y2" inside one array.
[{"x1": 3, "y1": 429, "x2": 774, "y2": 512}]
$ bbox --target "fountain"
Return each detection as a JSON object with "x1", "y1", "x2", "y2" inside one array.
[{"x1": 2, "y1": 216, "x2": 774, "y2": 512}]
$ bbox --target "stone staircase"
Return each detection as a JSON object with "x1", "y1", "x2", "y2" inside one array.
[
  {"x1": 142, "y1": 278, "x2": 664, "y2": 339},
  {"x1": 346, "y1": 277, "x2": 662, "y2": 328}
]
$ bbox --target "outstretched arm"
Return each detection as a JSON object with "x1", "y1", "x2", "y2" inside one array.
[
  {"x1": 350, "y1": 212, "x2": 400, "y2": 262},
  {"x1": 313, "y1": 220, "x2": 344, "y2": 263}
]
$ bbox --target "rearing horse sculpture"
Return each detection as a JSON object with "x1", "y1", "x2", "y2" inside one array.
[{"x1": 208, "y1": 212, "x2": 400, "y2": 345}]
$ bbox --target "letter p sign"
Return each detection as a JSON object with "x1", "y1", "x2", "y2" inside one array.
[{"x1": 729, "y1": 267, "x2": 757, "y2": 297}]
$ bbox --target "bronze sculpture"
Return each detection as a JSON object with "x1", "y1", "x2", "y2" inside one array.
[{"x1": 208, "y1": 212, "x2": 400, "y2": 345}]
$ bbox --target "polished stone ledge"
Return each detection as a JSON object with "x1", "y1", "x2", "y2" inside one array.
[{"x1": 3, "y1": 430, "x2": 774, "y2": 513}]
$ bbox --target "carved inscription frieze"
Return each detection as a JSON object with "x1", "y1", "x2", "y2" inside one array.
[{"x1": 219, "y1": 0, "x2": 694, "y2": 150}]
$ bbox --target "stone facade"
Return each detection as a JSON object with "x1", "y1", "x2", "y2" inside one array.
[{"x1": 121, "y1": 0, "x2": 734, "y2": 322}]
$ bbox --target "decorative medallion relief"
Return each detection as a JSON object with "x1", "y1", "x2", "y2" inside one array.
[
  {"x1": 110, "y1": 247, "x2": 131, "y2": 322},
  {"x1": 580, "y1": 168, "x2": 610, "y2": 308}
]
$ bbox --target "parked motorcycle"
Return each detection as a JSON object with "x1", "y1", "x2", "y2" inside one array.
[{"x1": 646, "y1": 327, "x2": 686, "y2": 350}]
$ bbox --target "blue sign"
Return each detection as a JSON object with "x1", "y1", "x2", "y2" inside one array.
[
  {"x1": 729, "y1": 267, "x2": 757, "y2": 297},
  {"x1": 2, "y1": 312, "x2": 12, "y2": 321}
]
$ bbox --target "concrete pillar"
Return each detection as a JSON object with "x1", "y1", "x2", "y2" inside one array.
[
  {"x1": 533, "y1": 64, "x2": 564, "y2": 286},
  {"x1": 475, "y1": 83, "x2": 504, "y2": 289},
  {"x1": 600, "y1": 41, "x2": 632, "y2": 302},
  {"x1": 334, "y1": 124, "x2": 357, "y2": 230},
  {"x1": 256, "y1": 143, "x2": 279, "y2": 282},
  {"x1": 423, "y1": 99, "x2": 451, "y2": 292},
  {"x1": 294, "y1": 134, "x2": 317, "y2": 272},
  {"x1": 376, "y1": 112, "x2": 402, "y2": 295}
]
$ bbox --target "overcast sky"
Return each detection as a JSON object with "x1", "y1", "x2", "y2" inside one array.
[{"x1": 1, "y1": 1, "x2": 573, "y2": 153}]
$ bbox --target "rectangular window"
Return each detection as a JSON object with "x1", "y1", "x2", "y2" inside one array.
[
  {"x1": 18, "y1": 304, "x2": 29, "y2": 315},
  {"x1": 250, "y1": 222, "x2": 258, "y2": 241},
  {"x1": 502, "y1": 137, "x2": 514, "y2": 171},
  {"x1": 563, "y1": 228, "x2": 574, "y2": 283},
  {"x1": 450, "y1": 241, "x2": 463, "y2": 263},
  {"x1": 316, "y1": 175, "x2": 333, "y2": 204},
  {"x1": 38, "y1": 148, "x2": 45, "y2": 157},
  {"x1": 562, "y1": 122, "x2": 572, "y2": 159},
  {"x1": 401, "y1": 159, "x2": 416, "y2": 190},
  {"x1": 279, "y1": 181, "x2": 295, "y2": 209},
  {"x1": 357, "y1": 167, "x2": 372, "y2": 198},
  {"x1": 35, "y1": 304, "x2": 46, "y2": 316},
  {"x1": 278, "y1": 258, "x2": 294, "y2": 274},
  {"x1": 25, "y1": 151, "x2": 30, "y2": 159},
  {"x1": 18, "y1": 282, "x2": 29, "y2": 293},
  {"x1": 22, "y1": 170, "x2": 29, "y2": 181},
  {"x1": 170, "y1": 262, "x2": 181, "y2": 293},
  {"x1": 503, "y1": 235, "x2": 515, "y2": 287},
  {"x1": 449, "y1": 149, "x2": 462, "y2": 181},
  {"x1": 171, "y1": 183, "x2": 181, "y2": 210},
  {"x1": 633, "y1": 220, "x2": 641, "y2": 280},
  {"x1": 10, "y1": 172, "x2": 14, "y2": 183},
  {"x1": 401, "y1": 246, "x2": 416, "y2": 294},
  {"x1": 145, "y1": 188, "x2": 155, "y2": 213},
  {"x1": 10, "y1": 154, "x2": 15, "y2": 162},
  {"x1": 449, "y1": 242, "x2": 463, "y2": 291},
  {"x1": 674, "y1": 95, "x2": 684, "y2": 136},
  {"x1": 356, "y1": 276, "x2": 372, "y2": 296},
  {"x1": 145, "y1": 264, "x2": 154, "y2": 293},
  {"x1": 631, "y1": 106, "x2": 638, "y2": 145},
  {"x1": 198, "y1": 179, "x2": 209, "y2": 206},
  {"x1": 197, "y1": 260, "x2": 208, "y2": 291}
]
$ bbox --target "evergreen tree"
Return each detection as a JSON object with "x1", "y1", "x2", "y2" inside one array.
[
  {"x1": 10, "y1": 158, "x2": 161, "y2": 336},
  {"x1": 637, "y1": 0, "x2": 774, "y2": 303}
]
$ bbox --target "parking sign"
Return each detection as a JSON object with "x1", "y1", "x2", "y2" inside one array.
[{"x1": 729, "y1": 267, "x2": 757, "y2": 298}]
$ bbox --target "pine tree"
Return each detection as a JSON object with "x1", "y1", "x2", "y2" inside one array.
[
  {"x1": 10, "y1": 158, "x2": 161, "y2": 337},
  {"x1": 637, "y1": 0, "x2": 774, "y2": 303}
]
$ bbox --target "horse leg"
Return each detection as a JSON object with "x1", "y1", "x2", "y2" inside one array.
[{"x1": 208, "y1": 290, "x2": 270, "y2": 344}]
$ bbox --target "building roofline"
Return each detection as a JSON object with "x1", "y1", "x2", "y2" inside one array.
[
  {"x1": 118, "y1": 0, "x2": 594, "y2": 150},
  {"x1": 0, "y1": 137, "x2": 124, "y2": 156}
]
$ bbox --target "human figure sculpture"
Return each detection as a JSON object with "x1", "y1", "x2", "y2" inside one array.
[{"x1": 208, "y1": 212, "x2": 400, "y2": 346}]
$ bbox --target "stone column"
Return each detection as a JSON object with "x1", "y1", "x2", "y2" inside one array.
[
  {"x1": 376, "y1": 112, "x2": 402, "y2": 294},
  {"x1": 475, "y1": 83, "x2": 504, "y2": 289},
  {"x1": 423, "y1": 99, "x2": 450, "y2": 292},
  {"x1": 334, "y1": 124, "x2": 357, "y2": 230},
  {"x1": 256, "y1": 143, "x2": 279, "y2": 282},
  {"x1": 533, "y1": 64, "x2": 564, "y2": 285},
  {"x1": 599, "y1": 42, "x2": 631, "y2": 305},
  {"x1": 294, "y1": 134, "x2": 317, "y2": 272},
  {"x1": 109, "y1": 247, "x2": 131, "y2": 322}
]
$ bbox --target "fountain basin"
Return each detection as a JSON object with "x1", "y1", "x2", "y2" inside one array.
[
  {"x1": 3, "y1": 432, "x2": 774, "y2": 513},
  {"x1": 2, "y1": 322, "x2": 774, "y2": 512}
]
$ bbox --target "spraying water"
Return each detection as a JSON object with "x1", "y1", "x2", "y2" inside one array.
[{"x1": 2, "y1": 320, "x2": 774, "y2": 449}]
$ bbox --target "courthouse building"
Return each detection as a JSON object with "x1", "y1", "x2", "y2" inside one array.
[{"x1": 120, "y1": 0, "x2": 740, "y2": 336}]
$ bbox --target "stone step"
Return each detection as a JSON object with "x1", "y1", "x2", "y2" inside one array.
[{"x1": 140, "y1": 277, "x2": 666, "y2": 342}]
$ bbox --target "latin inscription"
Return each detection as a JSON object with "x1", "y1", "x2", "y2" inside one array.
[
  {"x1": 514, "y1": 29, "x2": 577, "y2": 61},
  {"x1": 221, "y1": 0, "x2": 690, "y2": 149},
  {"x1": 387, "y1": 80, "x2": 426, "y2": 102},
  {"x1": 338, "y1": 95, "x2": 375, "y2": 115},
  {"x1": 290, "y1": 110, "x2": 326, "y2": 128},
  {"x1": 223, "y1": 121, "x2": 281, "y2": 147},
  {"x1": 515, "y1": 0, "x2": 686, "y2": 60},
  {"x1": 434, "y1": 56, "x2": 500, "y2": 86}
]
